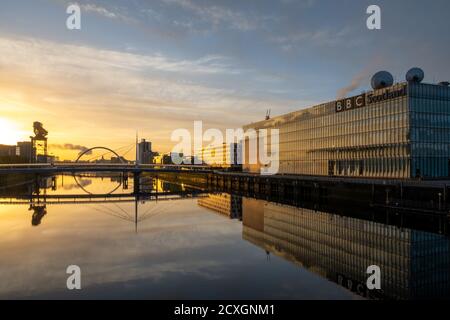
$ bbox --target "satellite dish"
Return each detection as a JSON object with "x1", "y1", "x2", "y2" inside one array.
[
  {"x1": 371, "y1": 71, "x2": 394, "y2": 90},
  {"x1": 406, "y1": 68, "x2": 424, "y2": 83}
]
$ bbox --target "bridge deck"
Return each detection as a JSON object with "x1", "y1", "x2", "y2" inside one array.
[
  {"x1": 0, "y1": 190, "x2": 209, "y2": 205},
  {"x1": 3, "y1": 163, "x2": 450, "y2": 189},
  {"x1": 0, "y1": 163, "x2": 214, "y2": 174}
]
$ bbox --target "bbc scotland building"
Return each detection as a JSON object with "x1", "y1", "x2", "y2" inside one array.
[{"x1": 243, "y1": 68, "x2": 450, "y2": 179}]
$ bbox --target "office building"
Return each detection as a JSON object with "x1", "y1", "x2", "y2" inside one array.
[
  {"x1": 0, "y1": 144, "x2": 17, "y2": 157},
  {"x1": 138, "y1": 139, "x2": 153, "y2": 164},
  {"x1": 243, "y1": 69, "x2": 450, "y2": 178},
  {"x1": 17, "y1": 141, "x2": 35, "y2": 163},
  {"x1": 200, "y1": 143, "x2": 242, "y2": 169}
]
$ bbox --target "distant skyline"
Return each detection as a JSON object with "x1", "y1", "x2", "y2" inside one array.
[{"x1": 1, "y1": 0, "x2": 449, "y2": 160}]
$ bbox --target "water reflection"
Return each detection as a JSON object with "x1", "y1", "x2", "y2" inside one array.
[
  {"x1": 0, "y1": 173, "x2": 205, "y2": 228},
  {"x1": 1, "y1": 173, "x2": 450, "y2": 299},
  {"x1": 30, "y1": 204, "x2": 47, "y2": 226},
  {"x1": 240, "y1": 198, "x2": 450, "y2": 300},
  {"x1": 196, "y1": 191, "x2": 450, "y2": 300},
  {"x1": 198, "y1": 193, "x2": 242, "y2": 221}
]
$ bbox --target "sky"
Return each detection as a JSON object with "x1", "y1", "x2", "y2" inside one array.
[{"x1": 0, "y1": 0, "x2": 449, "y2": 160}]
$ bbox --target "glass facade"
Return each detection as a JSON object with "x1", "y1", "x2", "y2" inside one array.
[
  {"x1": 242, "y1": 198, "x2": 450, "y2": 299},
  {"x1": 200, "y1": 143, "x2": 241, "y2": 168},
  {"x1": 243, "y1": 82, "x2": 450, "y2": 179},
  {"x1": 410, "y1": 83, "x2": 450, "y2": 178}
]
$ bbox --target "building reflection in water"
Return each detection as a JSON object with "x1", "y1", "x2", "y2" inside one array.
[
  {"x1": 198, "y1": 193, "x2": 242, "y2": 220},
  {"x1": 241, "y1": 198, "x2": 450, "y2": 300},
  {"x1": 3, "y1": 174, "x2": 450, "y2": 299}
]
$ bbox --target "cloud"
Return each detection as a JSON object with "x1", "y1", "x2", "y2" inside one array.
[
  {"x1": 270, "y1": 27, "x2": 353, "y2": 52},
  {"x1": 280, "y1": 0, "x2": 316, "y2": 7},
  {"x1": 161, "y1": 0, "x2": 271, "y2": 31},
  {"x1": 50, "y1": 144, "x2": 93, "y2": 155},
  {"x1": 81, "y1": 4, "x2": 118, "y2": 19},
  {"x1": 0, "y1": 35, "x2": 297, "y2": 155}
]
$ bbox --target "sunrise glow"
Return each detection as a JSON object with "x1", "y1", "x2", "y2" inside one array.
[{"x1": 0, "y1": 118, "x2": 22, "y2": 145}]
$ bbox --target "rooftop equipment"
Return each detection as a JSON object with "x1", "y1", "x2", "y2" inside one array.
[
  {"x1": 371, "y1": 71, "x2": 394, "y2": 90},
  {"x1": 406, "y1": 67, "x2": 425, "y2": 83}
]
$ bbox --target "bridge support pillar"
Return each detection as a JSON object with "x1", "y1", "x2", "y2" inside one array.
[
  {"x1": 123, "y1": 174, "x2": 128, "y2": 190},
  {"x1": 133, "y1": 172, "x2": 141, "y2": 195}
]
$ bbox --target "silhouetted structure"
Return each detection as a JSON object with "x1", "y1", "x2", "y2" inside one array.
[
  {"x1": 138, "y1": 139, "x2": 153, "y2": 164},
  {"x1": 0, "y1": 144, "x2": 16, "y2": 157},
  {"x1": 17, "y1": 141, "x2": 34, "y2": 163},
  {"x1": 0, "y1": 145, "x2": 17, "y2": 163},
  {"x1": 31, "y1": 122, "x2": 48, "y2": 163}
]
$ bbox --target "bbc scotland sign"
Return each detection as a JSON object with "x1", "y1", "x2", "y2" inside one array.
[
  {"x1": 335, "y1": 94, "x2": 366, "y2": 113},
  {"x1": 367, "y1": 86, "x2": 407, "y2": 104},
  {"x1": 336, "y1": 85, "x2": 407, "y2": 113}
]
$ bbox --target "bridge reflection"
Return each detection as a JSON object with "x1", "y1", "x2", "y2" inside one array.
[
  {"x1": 3, "y1": 173, "x2": 450, "y2": 299},
  {"x1": 0, "y1": 173, "x2": 208, "y2": 228}
]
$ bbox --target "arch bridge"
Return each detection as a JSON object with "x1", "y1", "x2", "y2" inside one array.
[
  {"x1": 75, "y1": 146, "x2": 125, "y2": 163},
  {"x1": 0, "y1": 144, "x2": 214, "y2": 175}
]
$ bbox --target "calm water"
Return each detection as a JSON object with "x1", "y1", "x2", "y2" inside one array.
[{"x1": 0, "y1": 173, "x2": 449, "y2": 300}]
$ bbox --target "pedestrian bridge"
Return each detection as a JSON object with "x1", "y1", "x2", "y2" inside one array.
[{"x1": 0, "y1": 163, "x2": 214, "y2": 174}]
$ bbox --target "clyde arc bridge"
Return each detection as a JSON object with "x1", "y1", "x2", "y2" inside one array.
[
  {"x1": 0, "y1": 145, "x2": 214, "y2": 175},
  {"x1": 0, "y1": 163, "x2": 214, "y2": 174}
]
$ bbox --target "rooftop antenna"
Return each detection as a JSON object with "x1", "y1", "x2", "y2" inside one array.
[{"x1": 265, "y1": 109, "x2": 271, "y2": 121}]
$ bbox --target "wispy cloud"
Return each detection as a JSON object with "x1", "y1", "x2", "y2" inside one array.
[
  {"x1": 0, "y1": 36, "x2": 242, "y2": 76},
  {"x1": 270, "y1": 27, "x2": 354, "y2": 52},
  {"x1": 161, "y1": 0, "x2": 273, "y2": 31},
  {"x1": 0, "y1": 36, "x2": 296, "y2": 155},
  {"x1": 50, "y1": 143, "x2": 93, "y2": 155},
  {"x1": 81, "y1": 3, "x2": 118, "y2": 19}
]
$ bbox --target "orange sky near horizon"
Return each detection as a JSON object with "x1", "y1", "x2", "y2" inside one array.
[
  {"x1": 0, "y1": 36, "x2": 277, "y2": 161},
  {"x1": 1, "y1": 0, "x2": 450, "y2": 162}
]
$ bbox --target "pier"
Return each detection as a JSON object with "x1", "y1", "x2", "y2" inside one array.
[{"x1": 206, "y1": 171, "x2": 450, "y2": 213}]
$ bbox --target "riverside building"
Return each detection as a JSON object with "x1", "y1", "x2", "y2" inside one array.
[{"x1": 243, "y1": 68, "x2": 450, "y2": 179}]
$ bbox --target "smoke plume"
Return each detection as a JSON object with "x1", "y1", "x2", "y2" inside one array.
[
  {"x1": 337, "y1": 71, "x2": 368, "y2": 99},
  {"x1": 337, "y1": 56, "x2": 385, "y2": 99}
]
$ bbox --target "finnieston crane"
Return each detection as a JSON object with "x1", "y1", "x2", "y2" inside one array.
[
  {"x1": 33, "y1": 122, "x2": 48, "y2": 139},
  {"x1": 31, "y1": 121, "x2": 48, "y2": 163}
]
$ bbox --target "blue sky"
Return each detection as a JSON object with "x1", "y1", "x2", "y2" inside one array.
[{"x1": 0, "y1": 0, "x2": 449, "y2": 156}]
